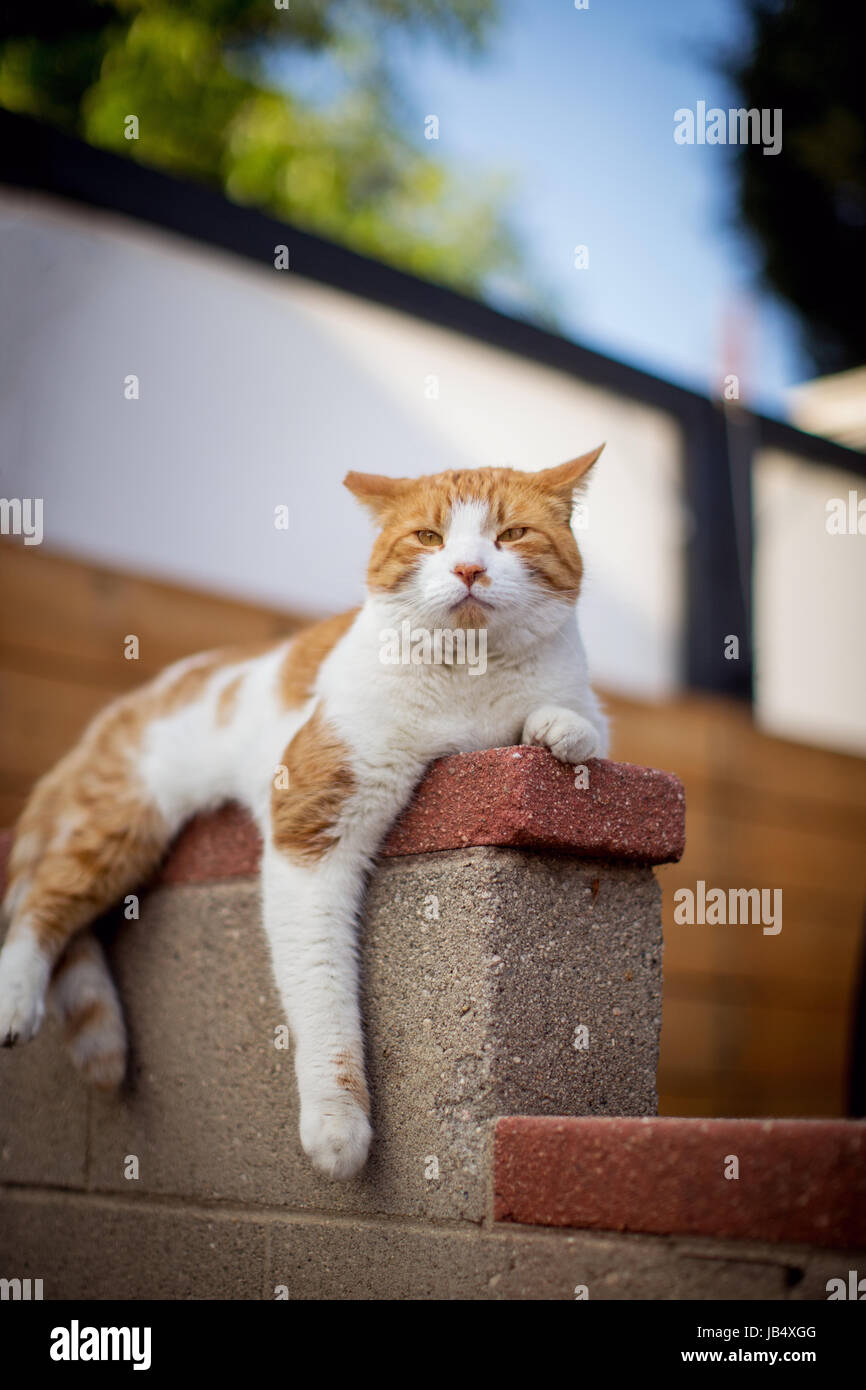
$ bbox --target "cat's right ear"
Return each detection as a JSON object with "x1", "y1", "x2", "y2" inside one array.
[{"x1": 343, "y1": 472, "x2": 412, "y2": 521}]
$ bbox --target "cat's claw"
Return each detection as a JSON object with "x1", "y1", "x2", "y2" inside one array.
[
  {"x1": 300, "y1": 1099, "x2": 372, "y2": 1181},
  {"x1": 522, "y1": 705, "x2": 604, "y2": 764}
]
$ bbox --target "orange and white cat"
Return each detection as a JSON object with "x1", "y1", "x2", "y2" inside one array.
[{"x1": 0, "y1": 449, "x2": 608, "y2": 1180}]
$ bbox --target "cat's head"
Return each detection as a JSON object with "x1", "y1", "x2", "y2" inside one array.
[{"x1": 343, "y1": 446, "x2": 602, "y2": 643}]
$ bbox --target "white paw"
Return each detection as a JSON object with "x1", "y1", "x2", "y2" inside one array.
[
  {"x1": 0, "y1": 937, "x2": 50, "y2": 1046},
  {"x1": 300, "y1": 1097, "x2": 372, "y2": 1181},
  {"x1": 522, "y1": 705, "x2": 604, "y2": 764}
]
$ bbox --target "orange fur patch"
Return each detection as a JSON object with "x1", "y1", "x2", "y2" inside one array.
[
  {"x1": 160, "y1": 642, "x2": 277, "y2": 715},
  {"x1": 348, "y1": 464, "x2": 596, "y2": 598},
  {"x1": 63, "y1": 996, "x2": 107, "y2": 1043},
  {"x1": 7, "y1": 703, "x2": 168, "y2": 956},
  {"x1": 216, "y1": 674, "x2": 243, "y2": 727},
  {"x1": 334, "y1": 1047, "x2": 370, "y2": 1115},
  {"x1": 278, "y1": 610, "x2": 358, "y2": 709},
  {"x1": 6, "y1": 642, "x2": 279, "y2": 958},
  {"x1": 271, "y1": 704, "x2": 356, "y2": 863}
]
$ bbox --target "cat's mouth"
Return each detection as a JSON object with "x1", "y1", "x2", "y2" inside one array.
[{"x1": 451, "y1": 592, "x2": 493, "y2": 611}]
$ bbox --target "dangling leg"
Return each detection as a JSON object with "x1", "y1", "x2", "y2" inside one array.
[
  {"x1": 261, "y1": 841, "x2": 374, "y2": 1180},
  {"x1": 263, "y1": 707, "x2": 420, "y2": 1178}
]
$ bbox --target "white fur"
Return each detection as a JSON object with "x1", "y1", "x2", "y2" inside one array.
[
  {"x1": 0, "y1": 493, "x2": 607, "y2": 1178},
  {"x1": 48, "y1": 934, "x2": 126, "y2": 1084},
  {"x1": 522, "y1": 705, "x2": 605, "y2": 762},
  {"x1": 0, "y1": 932, "x2": 51, "y2": 1044}
]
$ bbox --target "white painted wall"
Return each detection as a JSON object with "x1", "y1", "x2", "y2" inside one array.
[
  {"x1": 753, "y1": 449, "x2": 866, "y2": 756},
  {"x1": 2, "y1": 188, "x2": 685, "y2": 698}
]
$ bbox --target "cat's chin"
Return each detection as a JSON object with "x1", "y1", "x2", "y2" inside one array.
[{"x1": 449, "y1": 597, "x2": 491, "y2": 629}]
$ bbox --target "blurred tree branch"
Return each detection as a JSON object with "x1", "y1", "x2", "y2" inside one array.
[{"x1": 0, "y1": 0, "x2": 542, "y2": 306}]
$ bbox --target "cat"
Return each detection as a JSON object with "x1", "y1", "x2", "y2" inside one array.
[{"x1": 0, "y1": 447, "x2": 608, "y2": 1180}]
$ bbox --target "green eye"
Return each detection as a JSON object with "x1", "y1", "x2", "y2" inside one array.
[
  {"x1": 417, "y1": 530, "x2": 443, "y2": 547},
  {"x1": 498, "y1": 526, "x2": 527, "y2": 542}
]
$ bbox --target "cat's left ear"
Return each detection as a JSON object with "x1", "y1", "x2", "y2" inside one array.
[
  {"x1": 535, "y1": 444, "x2": 605, "y2": 506},
  {"x1": 343, "y1": 471, "x2": 413, "y2": 520}
]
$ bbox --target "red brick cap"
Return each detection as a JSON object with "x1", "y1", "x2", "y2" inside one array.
[
  {"x1": 155, "y1": 803, "x2": 260, "y2": 886},
  {"x1": 0, "y1": 748, "x2": 685, "y2": 890},
  {"x1": 381, "y1": 748, "x2": 684, "y2": 863},
  {"x1": 494, "y1": 1116, "x2": 866, "y2": 1249}
]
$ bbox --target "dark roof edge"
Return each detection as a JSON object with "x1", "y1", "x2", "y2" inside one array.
[{"x1": 2, "y1": 109, "x2": 864, "y2": 477}]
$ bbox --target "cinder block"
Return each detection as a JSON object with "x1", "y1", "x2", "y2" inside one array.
[
  {"x1": 357, "y1": 849, "x2": 662, "y2": 1220},
  {"x1": 0, "y1": 1189, "x2": 266, "y2": 1299},
  {"x1": 87, "y1": 881, "x2": 297, "y2": 1208},
  {"x1": 2, "y1": 1189, "x2": 857, "y2": 1301},
  {"x1": 0, "y1": 1014, "x2": 88, "y2": 1189},
  {"x1": 266, "y1": 1216, "x2": 860, "y2": 1300},
  {"x1": 2, "y1": 751, "x2": 668, "y2": 1225},
  {"x1": 83, "y1": 847, "x2": 661, "y2": 1222}
]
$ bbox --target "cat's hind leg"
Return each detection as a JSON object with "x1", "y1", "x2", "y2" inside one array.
[
  {"x1": 0, "y1": 702, "x2": 170, "y2": 1060},
  {"x1": 47, "y1": 929, "x2": 127, "y2": 1088}
]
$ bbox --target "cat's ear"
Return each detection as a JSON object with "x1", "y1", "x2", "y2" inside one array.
[
  {"x1": 343, "y1": 471, "x2": 413, "y2": 520},
  {"x1": 534, "y1": 444, "x2": 605, "y2": 505}
]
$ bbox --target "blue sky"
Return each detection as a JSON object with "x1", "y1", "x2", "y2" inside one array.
[{"x1": 276, "y1": 0, "x2": 812, "y2": 420}]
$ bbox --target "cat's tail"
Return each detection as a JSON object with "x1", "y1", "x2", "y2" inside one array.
[{"x1": 48, "y1": 930, "x2": 127, "y2": 1089}]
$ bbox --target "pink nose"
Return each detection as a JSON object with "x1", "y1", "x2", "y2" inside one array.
[{"x1": 453, "y1": 563, "x2": 486, "y2": 589}]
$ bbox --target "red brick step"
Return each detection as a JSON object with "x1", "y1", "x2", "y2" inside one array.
[{"x1": 494, "y1": 1116, "x2": 866, "y2": 1249}]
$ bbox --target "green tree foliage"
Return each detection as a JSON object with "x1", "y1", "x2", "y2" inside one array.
[
  {"x1": 727, "y1": 0, "x2": 866, "y2": 373},
  {"x1": 0, "y1": 0, "x2": 528, "y2": 299}
]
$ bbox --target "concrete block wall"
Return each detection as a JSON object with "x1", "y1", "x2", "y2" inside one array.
[{"x1": 2, "y1": 749, "x2": 864, "y2": 1299}]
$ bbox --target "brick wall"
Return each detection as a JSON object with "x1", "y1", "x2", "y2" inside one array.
[{"x1": 1, "y1": 752, "x2": 864, "y2": 1300}]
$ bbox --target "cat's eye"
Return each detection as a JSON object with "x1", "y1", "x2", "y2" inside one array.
[
  {"x1": 498, "y1": 526, "x2": 527, "y2": 543},
  {"x1": 416, "y1": 530, "x2": 443, "y2": 547}
]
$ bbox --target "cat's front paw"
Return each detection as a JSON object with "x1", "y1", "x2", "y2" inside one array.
[
  {"x1": 521, "y1": 705, "x2": 603, "y2": 764},
  {"x1": 300, "y1": 1097, "x2": 372, "y2": 1181},
  {"x1": 0, "y1": 937, "x2": 50, "y2": 1046}
]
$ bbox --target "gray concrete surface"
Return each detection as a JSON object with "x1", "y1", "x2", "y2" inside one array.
[
  {"x1": 0, "y1": 848, "x2": 661, "y2": 1224},
  {"x1": 0, "y1": 841, "x2": 670, "y2": 1295},
  {"x1": 1, "y1": 1187, "x2": 858, "y2": 1300}
]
